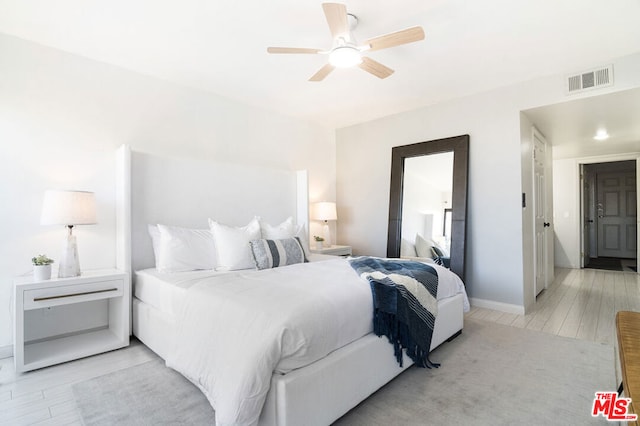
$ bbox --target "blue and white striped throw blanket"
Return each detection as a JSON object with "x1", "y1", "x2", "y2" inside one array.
[{"x1": 349, "y1": 256, "x2": 440, "y2": 368}]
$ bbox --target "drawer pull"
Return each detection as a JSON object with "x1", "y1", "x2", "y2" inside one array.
[{"x1": 33, "y1": 288, "x2": 118, "y2": 302}]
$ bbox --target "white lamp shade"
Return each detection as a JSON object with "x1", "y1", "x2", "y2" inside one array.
[
  {"x1": 312, "y1": 202, "x2": 337, "y2": 221},
  {"x1": 41, "y1": 190, "x2": 97, "y2": 226}
]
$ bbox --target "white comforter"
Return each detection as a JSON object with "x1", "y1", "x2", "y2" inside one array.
[{"x1": 165, "y1": 258, "x2": 468, "y2": 426}]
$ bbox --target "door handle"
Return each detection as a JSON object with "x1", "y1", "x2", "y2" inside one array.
[{"x1": 543, "y1": 222, "x2": 550, "y2": 227}]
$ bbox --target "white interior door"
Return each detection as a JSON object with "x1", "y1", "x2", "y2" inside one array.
[
  {"x1": 533, "y1": 129, "x2": 550, "y2": 296},
  {"x1": 544, "y1": 133, "x2": 555, "y2": 287}
]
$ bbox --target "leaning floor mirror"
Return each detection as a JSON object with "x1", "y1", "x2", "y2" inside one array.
[{"x1": 387, "y1": 135, "x2": 469, "y2": 281}]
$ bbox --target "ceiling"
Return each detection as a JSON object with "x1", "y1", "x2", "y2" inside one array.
[
  {"x1": 1, "y1": 0, "x2": 640, "y2": 132},
  {"x1": 524, "y1": 87, "x2": 640, "y2": 159}
]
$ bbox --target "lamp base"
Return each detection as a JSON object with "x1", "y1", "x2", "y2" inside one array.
[
  {"x1": 322, "y1": 223, "x2": 331, "y2": 247},
  {"x1": 58, "y1": 234, "x2": 81, "y2": 278}
]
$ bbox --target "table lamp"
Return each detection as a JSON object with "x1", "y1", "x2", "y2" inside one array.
[
  {"x1": 40, "y1": 190, "x2": 97, "y2": 278},
  {"x1": 312, "y1": 202, "x2": 337, "y2": 247}
]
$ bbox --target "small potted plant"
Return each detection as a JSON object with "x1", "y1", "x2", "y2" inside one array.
[
  {"x1": 32, "y1": 255, "x2": 54, "y2": 281},
  {"x1": 313, "y1": 235, "x2": 324, "y2": 250}
]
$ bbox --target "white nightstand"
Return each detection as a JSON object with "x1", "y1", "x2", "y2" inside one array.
[
  {"x1": 310, "y1": 244, "x2": 352, "y2": 257},
  {"x1": 13, "y1": 269, "x2": 130, "y2": 373}
]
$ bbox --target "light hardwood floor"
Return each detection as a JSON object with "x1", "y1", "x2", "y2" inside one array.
[
  {"x1": 1, "y1": 267, "x2": 638, "y2": 425},
  {"x1": 468, "y1": 267, "x2": 640, "y2": 346}
]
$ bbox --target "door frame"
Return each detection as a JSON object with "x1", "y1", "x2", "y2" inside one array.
[
  {"x1": 579, "y1": 164, "x2": 597, "y2": 268},
  {"x1": 576, "y1": 153, "x2": 640, "y2": 273},
  {"x1": 532, "y1": 127, "x2": 554, "y2": 298}
]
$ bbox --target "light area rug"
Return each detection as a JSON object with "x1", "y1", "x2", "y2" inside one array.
[
  {"x1": 73, "y1": 318, "x2": 615, "y2": 425},
  {"x1": 335, "y1": 318, "x2": 615, "y2": 425},
  {"x1": 72, "y1": 358, "x2": 215, "y2": 425}
]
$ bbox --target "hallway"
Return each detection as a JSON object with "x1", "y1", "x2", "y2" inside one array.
[{"x1": 466, "y1": 267, "x2": 640, "y2": 345}]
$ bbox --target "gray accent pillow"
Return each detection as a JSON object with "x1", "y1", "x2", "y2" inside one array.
[{"x1": 250, "y1": 237, "x2": 308, "y2": 270}]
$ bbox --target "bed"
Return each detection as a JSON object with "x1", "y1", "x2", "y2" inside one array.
[{"x1": 115, "y1": 146, "x2": 469, "y2": 426}]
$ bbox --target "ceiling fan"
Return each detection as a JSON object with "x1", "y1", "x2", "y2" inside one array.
[{"x1": 267, "y1": 3, "x2": 425, "y2": 81}]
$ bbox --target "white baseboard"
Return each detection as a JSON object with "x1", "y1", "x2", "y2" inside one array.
[
  {"x1": 469, "y1": 298, "x2": 525, "y2": 315},
  {"x1": 0, "y1": 344, "x2": 12, "y2": 360}
]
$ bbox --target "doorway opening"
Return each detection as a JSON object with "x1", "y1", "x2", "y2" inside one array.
[{"x1": 580, "y1": 160, "x2": 637, "y2": 271}]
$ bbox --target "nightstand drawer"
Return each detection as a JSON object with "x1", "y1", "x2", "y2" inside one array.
[{"x1": 23, "y1": 279, "x2": 124, "y2": 310}]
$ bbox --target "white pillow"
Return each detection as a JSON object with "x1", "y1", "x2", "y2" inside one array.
[
  {"x1": 260, "y1": 216, "x2": 294, "y2": 240},
  {"x1": 400, "y1": 238, "x2": 417, "y2": 257},
  {"x1": 209, "y1": 217, "x2": 261, "y2": 271},
  {"x1": 295, "y1": 223, "x2": 311, "y2": 259},
  {"x1": 415, "y1": 234, "x2": 433, "y2": 259},
  {"x1": 156, "y1": 224, "x2": 216, "y2": 273},
  {"x1": 148, "y1": 224, "x2": 162, "y2": 266}
]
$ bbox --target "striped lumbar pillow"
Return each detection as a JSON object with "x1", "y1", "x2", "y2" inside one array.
[{"x1": 250, "y1": 237, "x2": 308, "y2": 270}]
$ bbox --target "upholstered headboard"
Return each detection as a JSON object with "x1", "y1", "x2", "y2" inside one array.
[{"x1": 115, "y1": 145, "x2": 309, "y2": 273}]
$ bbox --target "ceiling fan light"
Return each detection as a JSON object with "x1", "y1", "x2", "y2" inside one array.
[{"x1": 329, "y1": 46, "x2": 362, "y2": 68}]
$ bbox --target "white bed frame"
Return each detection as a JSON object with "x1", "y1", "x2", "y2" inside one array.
[{"x1": 115, "y1": 145, "x2": 464, "y2": 426}]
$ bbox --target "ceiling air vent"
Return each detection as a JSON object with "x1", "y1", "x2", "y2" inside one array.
[{"x1": 566, "y1": 65, "x2": 613, "y2": 95}]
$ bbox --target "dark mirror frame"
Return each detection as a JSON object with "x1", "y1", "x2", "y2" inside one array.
[{"x1": 387, "y1": 135, "x2": 469, "y2": 281}]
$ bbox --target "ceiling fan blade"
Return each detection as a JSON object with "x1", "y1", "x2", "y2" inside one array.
[
  {"x1": 267, "y1": 47, "x2": 322, "y2": 54},
  {"x1": 322, "y1": 3, "x2": 349, "y2": 38},
  {"x1": 365, "y1": 26, "x2": 425, "y2": 52},
  {"x1": 359, "y1": 57, "x2": 394, "y2": 79},
  {"x1": 309, "y1": 63, "x2": 335, "y2": 82}
]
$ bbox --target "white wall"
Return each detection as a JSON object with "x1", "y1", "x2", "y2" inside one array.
[
  {"x1": 552, "y1": 158, "x2": 581, "y2": 268},
  {"x1": 337, "y1": 52, "x2": 640, "y2": 313},
  {"x1": 0, "y1": 33, "x2": 336, "y2": 351},
  {"x1": 337, "y1": 94, "x2": 525, "y2": 309}
]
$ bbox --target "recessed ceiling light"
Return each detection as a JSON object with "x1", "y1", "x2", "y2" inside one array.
[{"x1": 593, "y1": 129, "x2": 609, "y2": 141}]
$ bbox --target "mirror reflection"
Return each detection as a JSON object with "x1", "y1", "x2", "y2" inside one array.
[{"x1": 400, "y1": 152, "x2": 454, "y2": 267}]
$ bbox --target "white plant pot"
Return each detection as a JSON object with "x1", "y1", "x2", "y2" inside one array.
[
  {"x1": 315, "y1": 241, "x2": 323, "y2": 250},
  {"x1": 33, "y1": 264, "x2": 52, "y2": 281}
]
